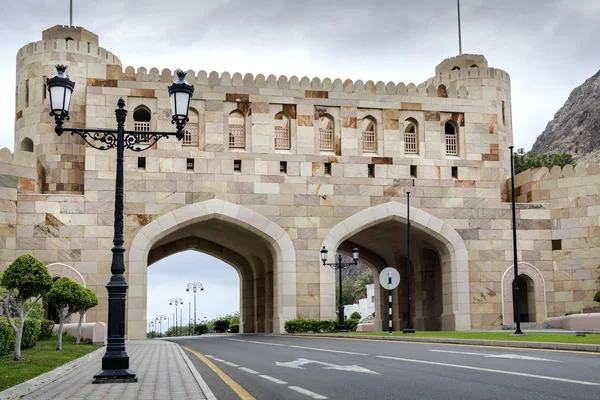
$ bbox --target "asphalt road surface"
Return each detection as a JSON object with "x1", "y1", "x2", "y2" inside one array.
[{"x1": 170, "y1": 334, "x2": 600, "y2": 400}]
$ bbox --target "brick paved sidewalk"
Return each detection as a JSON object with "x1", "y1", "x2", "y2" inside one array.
[{"x1": 3, "y1": 340, "x2": 214, "y2": 400}]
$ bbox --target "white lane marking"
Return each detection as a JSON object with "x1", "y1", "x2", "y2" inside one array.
[
  {"x1": 223, "y1": 361, "x2": 239, "y2": 367},
  {"x1": 276, "y1": 358, "x2": 379, "y2": 374},
  {"x1": 288, "y1": 345, "x2": 369, "y2": 356},
  {"x1": 288, "y1": 386, "x2": 328, "y2": 399},
  {"x1": 377, "y1": 356, "x2": 600, "y2": 386},
  {"x1": 227, "y1": 339, "x2": 247, "y2": 342},
  {"x1": 431, "y1": 350, "x2": 561, "y2": 362},
  {"x1": 238, "y1": 367, "x2": 260, "y2": 375},
  {"x1": 213, "y1": 358, "x2": 225, "y2": 362},
  {"x1": 205, "y1": 355, "x2": 214, "y2": 358},
  {"x1": 259, "y1": 375, "x2": 288, "y2": 385},
  {"x1": 247, "y1": 340, "x2": 286, "y2": 347}
]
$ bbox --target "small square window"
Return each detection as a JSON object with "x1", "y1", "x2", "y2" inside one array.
[
  {"x1": 452, "y1": 166, "x2": 458, "y2": 179},
  {"x1": 187, "y1": 158, "x2": 194, "y2": 171},
  {"x1": 324, "y1": 162, "x2": 332, "y2": 176},
  {"x1": 410, "y1": 165, "x2": 417, "y2": 178},
  {"x1": 138, "y1": 157, "x2": 146, "y2": 170},
  {"x1": 552, "y1": 239, "x2": 562, "y2": 251},
  {"x1": 234, "y1": 159, "x2": 242, "y2": 173},
  {"x1": 368, "y1": 164, "x2": 375, "y2": 178},
  {"x1": 280, "y1": 161, "x2": 287, "y2": 174}
]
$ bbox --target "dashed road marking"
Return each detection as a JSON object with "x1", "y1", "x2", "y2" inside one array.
[
  {"x1": 247, "y1": 340, "x2": 286, "y2": 347},
  {"x1": 223, "y1": 361, "x2": 240, "y2": 367},
  {"x1": 288, "y1": 345, "x2": 369, "y2": 356},
  {"x1": 259, "y1": 375, "x2": 288, "y2": 385},
  {"x1": 377, "y1": 355, "x2": 600, "y2": 386},
  {"x1": 227, "y1": 338, "x2": 247, "y2": 343},
  {"x1": 239, "y1": 367, "x2": 260, "y2": 375},
  {"x1": 288, "y1": 386, "x2": 328, "y2": 399},
  {"x1": 431, "y1": 349, "x2": 561, "y2": 362}
]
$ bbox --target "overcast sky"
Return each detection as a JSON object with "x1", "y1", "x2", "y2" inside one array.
[{"x1": 1, "y1": 1, "x2": 599, "y2": 328}]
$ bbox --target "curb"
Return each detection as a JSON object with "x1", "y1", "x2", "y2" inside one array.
[
  {"x1": 290, "y1": 334, "x2": 600, "y2": 353},
  {"x1": 176, "y1": 343, "x2": 217, "y2": 400},
  {"x1": 0, "y1": 346, "x2": 105, "y2": 400}
]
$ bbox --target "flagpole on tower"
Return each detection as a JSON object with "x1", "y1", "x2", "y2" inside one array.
[
  {"x1": 457, "y1": 0, "x2": 462, "y2": 55},
  {"x1": 70, "y1": 0, "x2": 73, "y2": 27}
]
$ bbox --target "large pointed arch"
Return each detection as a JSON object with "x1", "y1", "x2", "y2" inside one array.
[
  {"x1": 126, "y1": 199, "x2": 296, "y2": 339},
  {"x1": 321, "y1": 201, "x2": 470, "y2": 330},
  {"x1": 501, "y1": 262, "x2": 547, "y2": 325}
]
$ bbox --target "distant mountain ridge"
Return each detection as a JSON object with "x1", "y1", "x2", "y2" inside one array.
[{"x1": 531, "y1": 70, "x2": 600, "y2": 159}]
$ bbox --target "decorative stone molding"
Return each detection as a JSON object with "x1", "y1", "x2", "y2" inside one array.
[
  {"x1": 501, "y1": 262, "x2": 547, "y2": 325},
  {"x1": 46, "y1": 262, "x2": 86, "y2": 287}
]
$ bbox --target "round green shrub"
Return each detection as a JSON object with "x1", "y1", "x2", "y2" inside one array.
[
  {"x1": 194, "y1": 323, "x2": 208, "y2": 335},
  {"x1": 594, "y1": 290, "x2": 600, "y2": 303},
  {"x1": 350, "y1": 312, "x2": 361, "y2": 320},
  {"x1": 345, "y1": 318, "x2": 359, "y2": 332},
  {"x1": 213, "y1": 318, "x2": 230, "y2": 333},
  {"x1": 229, "y1": 323, "x2": 239, "y2": 333},
  {"x1": 1, "y1": 254, "x2": 53, "y2": 301},
  {"x1": 0, "y1": 318, "x2": 15, "y2": 356}
]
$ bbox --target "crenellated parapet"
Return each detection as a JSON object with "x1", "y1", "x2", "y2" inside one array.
[{"x1": 16, "y1": 39, "x2": 121, "y2": 66}]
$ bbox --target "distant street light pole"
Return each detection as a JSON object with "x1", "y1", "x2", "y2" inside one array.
[
  {"x1": 509, "y1": 146, "x2": 524, "y2": 335},
  {"x1": 156, "y1": 315, "x2": 166, "y2": 337},
  {"x1": 186, "y1": 282, "x2": 204, "y2": 336},
  {"x1": 320, "y1": 246, "x2": 359, "y2": 332},
  {"x1": 170, "y1": 298, "x2": 183, "y2": 336}
]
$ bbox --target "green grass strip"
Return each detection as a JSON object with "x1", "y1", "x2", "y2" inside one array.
[{"x1": 0, "y1": 334, "x2": 98, "y2": 392}]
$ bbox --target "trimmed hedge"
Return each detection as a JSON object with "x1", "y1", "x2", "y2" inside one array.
[
  {"x1": 194, "y1": 323, "x2": 208, "y2": 335},
  {"x1": 350, "y1": 312, "x2": 361, "y2": 320},
  {"x1": 0, "y1": 318, "x2": 15, "y2": 356},
  {"x1": 38, "y1": 320, "x2": 55, "y2": 341},
  {"x1": 594, "y1": 290, "x2": 600, "y2": 303},
  {"x1": 284, "y1": 318, "x2": 359, "y2": 333},
  {"x1": 229, "y1": 323, "x2": 239, "y2": 333}
]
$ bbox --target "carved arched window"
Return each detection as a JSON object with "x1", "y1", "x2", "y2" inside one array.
[
  {"x1": 183, "y1": 108, "x2": 199, "y2": 146},
  {"x1": 361, "y1": 116, "x2": 376, "y2": 153},
  {"x1": 274, "y1": 112, "x2": 291, "y2": 150},
  {"x1": 19, "y1": 137, "x2": 34, "y2": 152},
  {"x1": 445, "y1": 121, "x2": 458, "y2": 156},
  {"x1": 229, "y1": 110, "x2": 245, "y2": 149},
  {"x1": 319, "y1": 115, "x2": 334, "y2": 151},
  {"x1": 133, "y1": 106, "x2": 151, "y2": 142},
  {"x1": 404, "y1": 119, "x2": 418, "y2": 155}
]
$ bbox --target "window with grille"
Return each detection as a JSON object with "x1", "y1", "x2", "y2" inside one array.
[
  {"x1": 228, "y1": 111, "x2": 245, "y2": 149},
  {"x1": 361, "y1": 117, "x2": 376, "y2": 153},
  {"x1": 234, "y1": 159, "x2": 242, "y2": 172},
  {"x1": 183, "y1": 123, "x2": 198, "y2": 146},
  {"x1": 274, "y1": 113, "x2": 291, "y2": 150},
  {"x1": 133, "y1": 107, "x2": 152, "y2": 143},
  {"x1": 187, "y1": 158, "x2": 194, "y2": 171},
  {"x1": 324, "y1": 162, "x2": 332, "y2": 176},
  {"x1": 280, "y1": 161, "x2": 287, "y2": 174},
  {"x1": 319, "y1": 116, "x2": 334, "y2": 151},
  {"x1": 445, "y1": 121, "x2": 458, "y2": 156},
  {"x1": 404, "y1": 121, "x2": 418, "y2": 154}
]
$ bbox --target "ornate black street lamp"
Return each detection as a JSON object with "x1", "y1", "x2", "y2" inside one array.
[
  {"x1": 170, "y1": 297, "x2": 183, "y2": 336},
  {"x1": 186, "y1": 282, "x2": 204, "y2": 335},
  {"x1": 320, "y1": 246, "x2": 359, "y2": 332},
  {"x1": 46, "y1": 65, "x2": 194, "y2": 383},
  {"x1": 509, "y1": 146, "x2": 524, "y2": 335}
]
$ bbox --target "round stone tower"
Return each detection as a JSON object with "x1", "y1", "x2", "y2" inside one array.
[{"x1": 15, "y1": 25, "x2": 121, "y2": 193}]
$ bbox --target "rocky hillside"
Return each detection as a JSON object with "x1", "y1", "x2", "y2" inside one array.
[{"x1": 531, "y1": 70, "x2": 600, "y2": 158}]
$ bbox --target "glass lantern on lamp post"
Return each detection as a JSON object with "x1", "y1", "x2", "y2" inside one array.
[{"x1": 46, "y1": 65, "x2": 194, "y2": 383}]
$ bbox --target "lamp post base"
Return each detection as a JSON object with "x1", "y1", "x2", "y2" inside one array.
[
  {"x1": 335, "y1": 327, "x2": 348, "y2": 333},
  {"x1": 93, "y1": 369, "x2": 137, "y2": 384},
  {"x1": 402, "y1": 328, "x2": 416, "y2": 334}
]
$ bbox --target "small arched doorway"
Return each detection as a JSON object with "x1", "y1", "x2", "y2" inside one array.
[{"x1": 515, "y1": 275, "x2": 536, "y2": 323}]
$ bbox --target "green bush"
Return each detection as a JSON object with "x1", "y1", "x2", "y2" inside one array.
[
  {"x1": 229, "y1": 323, "x2": 239, "y2": 333},
  {"x1": 350, "y1": 312, "x2": 361, "y2": 320},
  {"x1": 11, "y1": 318, "x2": 41, "y2": 349},
  {"x1": 38, "y1": 320, "x2": 55, "y2": 341},
  {"x1": 194, "y1": 323, "x2": 208, "y2": 335},
  {"x1": 0, "y1": 318, "x2": 15, "y2": 356},
  {"x1": 213, "y1": 318, "x2": 230, "y2": 333},
  {"x1": 345, "y1": 318, "x2": 359, "y2": 332},
  {"x1": 594, "y1": 291, "x2": 600, "y2": 303}
]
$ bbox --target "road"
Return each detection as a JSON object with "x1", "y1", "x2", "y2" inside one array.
[{"x1": 170, "y1": 334, "x2": 600, "y2": 400}]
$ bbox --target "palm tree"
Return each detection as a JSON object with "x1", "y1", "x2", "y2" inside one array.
[{"x1": 353, "y1": 271, "x2": 374, "y2": 299}]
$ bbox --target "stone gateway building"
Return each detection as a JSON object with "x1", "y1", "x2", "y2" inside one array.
[{"x1": 2, "y1": 25, "x2": 599, "y2": 339}]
